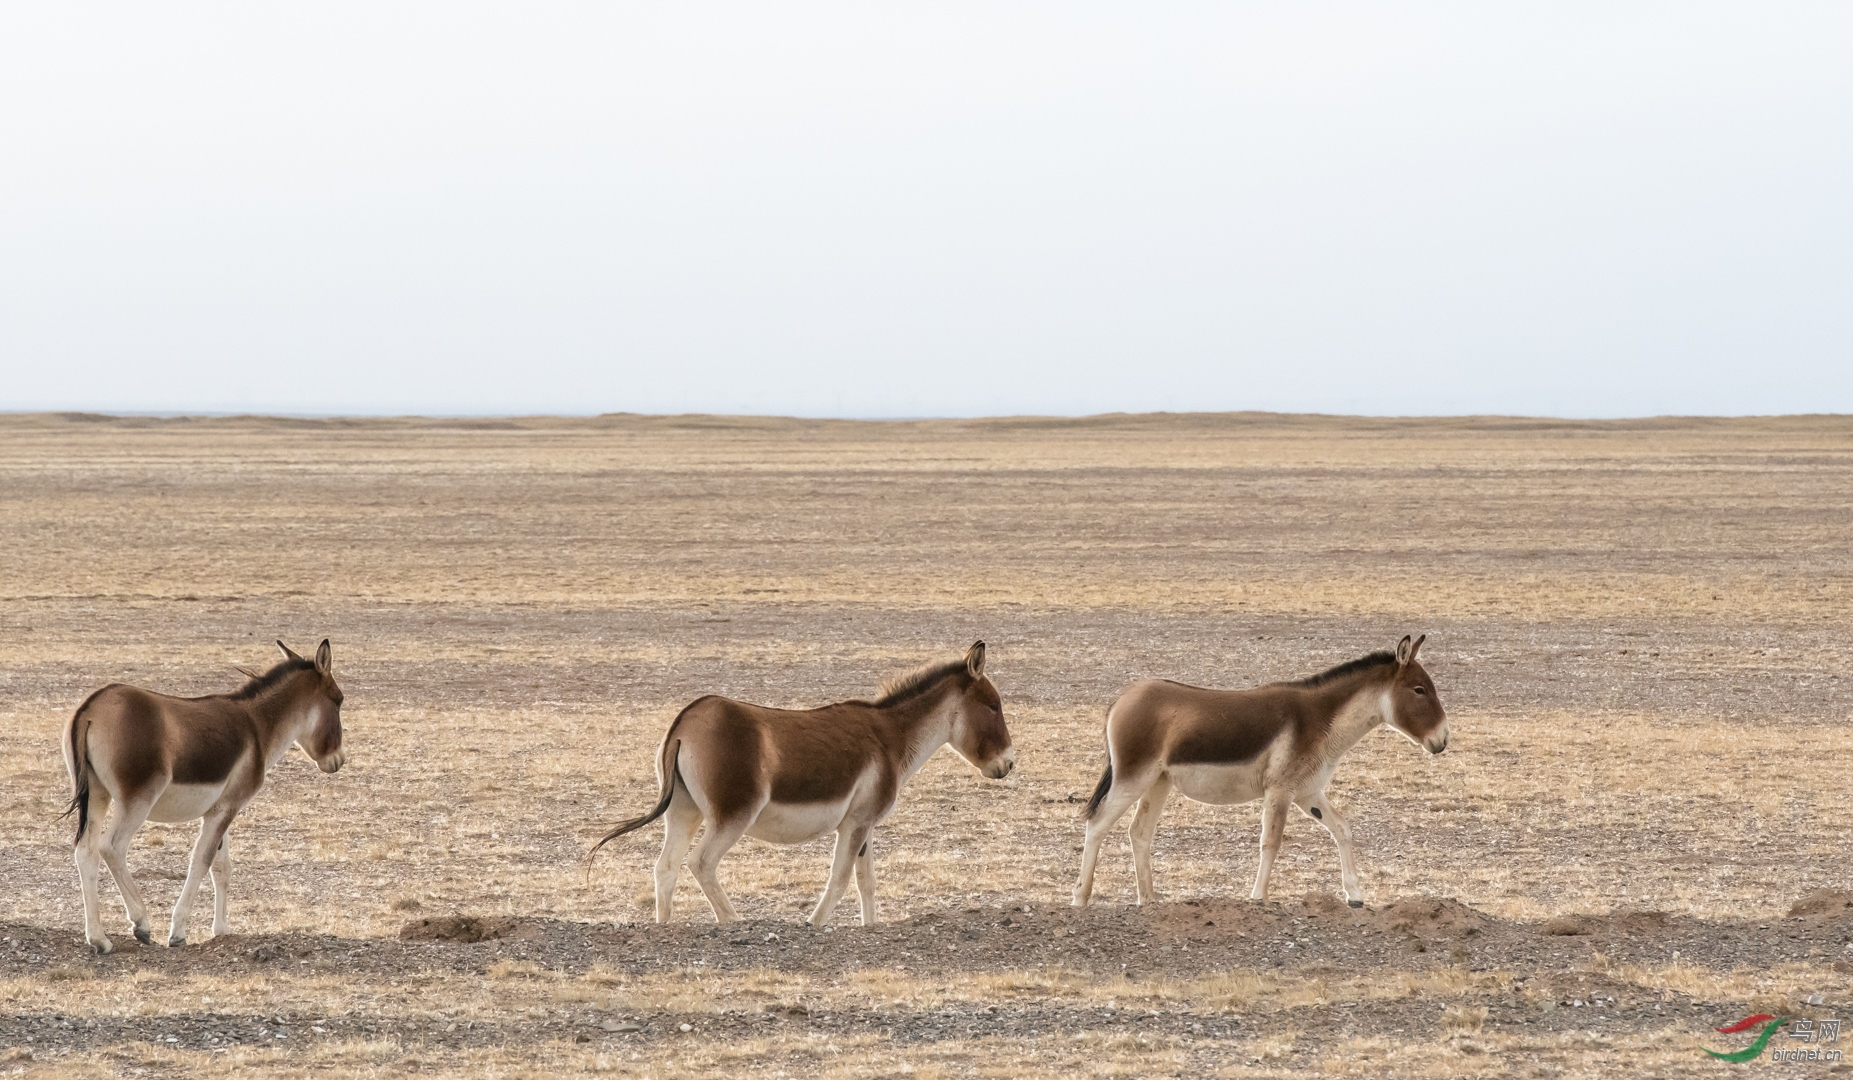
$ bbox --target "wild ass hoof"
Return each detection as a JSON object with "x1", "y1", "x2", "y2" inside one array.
[
  {"x1": 167, "y1": 935, "x2": 186, "y2": 948},
  {"x1": 1348, "y1": 900, "x2": 1365, "y2": 909},
  {"x1": 87, "y1": 937, "x2": 115, "y2": 955},
  {"x1": 133, "y1": 926, "x2": 153, "y2": 945}
]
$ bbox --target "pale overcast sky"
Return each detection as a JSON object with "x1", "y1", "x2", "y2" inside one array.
[{"x1": 2, "y1": 4, "x2": 1848, "y2": 418}]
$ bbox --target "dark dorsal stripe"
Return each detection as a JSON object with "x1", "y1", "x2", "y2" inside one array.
[
  {"x1": 868, "y1": 659, "x2": 969, "y2": 708},
  {"x1": 1286, "y1": 650, "x2": 1397, "y2": 689}
]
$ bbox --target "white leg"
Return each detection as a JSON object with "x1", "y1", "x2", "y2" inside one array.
[
  {"x1": 1250, "y1": 792, "x2": 1290, "y2": 900},
  {"x1": 1300, "y1": 792, "x2": 1364, "y2": 906},
  {"x1": 810, "y1": 826, "x2": 868, "y2": 927},
  {"x1": 74, "y1": 788, "x2": 114, "y2": 954},
  {"x1": 1073, "y1": 773, "x2": 1147, "y2": 908},
  {"x1": 168, "y1": 812, "x2": 232, "y2": 946},
  {"x1": 210, "y1": 833, "x2": 232, "y2": 937},
  {"x1": 653, "y1": 798, "x2": 702, "y2": 923},
  {"x1": 1129, "y1": 775, "x2": 1171, "y2": 905},
  {"x1": 98, "y1": 794, "x2": 155, "y2": 945},
  {"x1": 687, "y1": 816, "x2": 748, "y2": 924},
  {"x1": 854, "y1": 834, "x2": 877, "y2": 926}
]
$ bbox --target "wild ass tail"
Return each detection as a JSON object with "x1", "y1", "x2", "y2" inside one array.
[
  {"x1": 1082, "y1": 699, "x2": 1118, "y2": 820},
  {"x1": 590, "y1": 729, "x2": 685, "y2": 857},
  {"x1": 1083, "y1": 761, "x2": 1114, "y2": 820},
  {"x1": 61, "y1": 694, "x2": 102, "y2": 844}
]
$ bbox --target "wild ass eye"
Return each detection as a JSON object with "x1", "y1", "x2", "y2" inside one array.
[{"x1": 1412, "y1": 686, "x2": 1427, "y2": 696}]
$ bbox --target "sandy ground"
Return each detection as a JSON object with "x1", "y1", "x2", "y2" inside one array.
[{"x1": 1, "y1": 411, "x2": 1850, "y2": 1078}]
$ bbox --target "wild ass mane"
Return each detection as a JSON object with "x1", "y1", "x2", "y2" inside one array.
[
  {"x1": 1285, "y1": 650, "x2": 1397, "y2": 689},
  {"x1": 869, "y1": 659, "x2": 969, "y2": 708},
  {"x1": 228, "y1": 658, "x2": 316, "y2": 700}
]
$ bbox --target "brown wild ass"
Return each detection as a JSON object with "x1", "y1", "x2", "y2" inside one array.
[
  {"x1": 593, "y1": 642, "x2": 1014, "y2": 926},
  {"x1": 63, "y1": 640, "x2": 347, "y2": 953},
  {"x1": 1073, "y1": 635, "x2": 1447, "y2": 909}
]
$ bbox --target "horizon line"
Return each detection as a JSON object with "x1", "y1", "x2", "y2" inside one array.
[{"x1": 4, "y1": 408, "x2": 1851, "y2": 425}]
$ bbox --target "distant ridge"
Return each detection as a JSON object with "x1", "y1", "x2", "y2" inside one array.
[{"x1": 3, "y1": 410, "x2": 1848, "y2": 433}]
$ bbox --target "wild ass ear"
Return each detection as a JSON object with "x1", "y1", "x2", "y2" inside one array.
[
  {"x1": 277, "y1": 640, "x2": 303, "y2": 662},
  {"x1": 965, "y1": 640, "x2": 987, "y2": 679},
  {"x1": 1407, "y1": 634, "x2": 1425, "y2": 664},
  {"x1": 314, "y1": 639, "x2": 332, "y2": 675},
  {"x1": 1395, "y1": 635, "x2": 1414, "y2": 667}
]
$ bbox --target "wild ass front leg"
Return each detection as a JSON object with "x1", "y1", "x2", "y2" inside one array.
[
  {"x1": 810, "y1": 825, "x2": 871, "y2": 927},
  {"x1": 1299, "y1": 792, "x2": 1365, "y2": 907},
  {"x1": 1128, "y1": 774, "x2": 1172, "y2": 905},
  {"x1": 853, "y1": 834, "x2": 877, "y2": 926},
  {"x1": 1249, "y1": 792, "x2": 1291, "y2": 901},
  {"x1": 209, "y1": 834, "x2": 232, "y2": 937},
  {"x1": 168, "y1": 810, "x2": 233, "y2": 946}
]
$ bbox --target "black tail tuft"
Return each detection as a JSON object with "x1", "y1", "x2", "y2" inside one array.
[
  {"x1": 1083, "y1": 761, "x2": 1114, "y2": 820},
  {"x1": 62, "y1": 707, "x2": 93, "y2": 844},
  {"x1": 62, "y1": 779, "x2": 90, "y2": 844}
]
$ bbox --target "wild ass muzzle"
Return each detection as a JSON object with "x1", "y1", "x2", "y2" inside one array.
[
  {"x1": 62, "y1": 640, "x2": 348, "y2": 953},
  {"x1": 1073, "y1": 634, "x2": 1447, "y2": 909},
  {"x1": 592, "y1": 641, "x2": 1014, "y2": 926}
]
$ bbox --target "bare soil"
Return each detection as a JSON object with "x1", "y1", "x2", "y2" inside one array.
[
  {"x1": 4, "y1": 893, "x2": 1852, "y2": 1057},
  {"x1": 1, "y1": 412, "x2": 1850, "y2": 1078}
]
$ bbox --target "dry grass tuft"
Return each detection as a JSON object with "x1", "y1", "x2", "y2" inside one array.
[{"x1": 1440, "y1": 1003, "x2": 1489, "y2": 1037}]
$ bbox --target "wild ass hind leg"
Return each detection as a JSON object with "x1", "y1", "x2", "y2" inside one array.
[
  {"x1": 168, "y1": 809, "x2": 234, "y2": 947},
  {"x1": 1298, "y1": 791, "x2": 1365, "y2": 907},
  {"x1": 1249, "y1": 790, "x2": 1292, "y2": 901},
  {"x1": 97, "y1": 792, "x2": 157, "y2": 946},
  {"x1": 73, "y1": 786, "x2": 116, "y2": 954},
  {"x1": 1129, "y1": 774, "x2": 1172, "y2": 905},
  {"x1": 810, "y1": 824, "x2": 872, "y2": 928},
  {"x1": 853, "y1": 834, "x2": 877, "y2": 926},
  {"x1": 653, "y1": 796, "x2": 702, "y2": 924},
  {"x1": 687, "y1": 814, "x2": 750, "y2": 924},
  {"x1": 1072, "y1": 770, "x2": 1150, "y2": 908},
  {"x1": 209, "y1": 834, "x2": 232, "y2": 937}
]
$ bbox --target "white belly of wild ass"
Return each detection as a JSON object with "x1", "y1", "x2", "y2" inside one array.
[
  {"x1": 150, "y1": 782, "x2": 230, "y2": 822},
  {"x1": 1166, "y1": 733, "x2": 1288, "y2": 806},
  {"x1": 746, "y1": 797, "x2": 857, "y2": 844}
]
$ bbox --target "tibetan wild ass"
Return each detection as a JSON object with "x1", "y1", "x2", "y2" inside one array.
[
  {"x1": 63, "y1": 640, "x2": 347, "y2": 953},
  {"x1": 593, "y1": 641, "x2": 1014, "y2": 926},
  {"x1": 1073, "y1": 635, "x2": 1446, "y2": 909}
]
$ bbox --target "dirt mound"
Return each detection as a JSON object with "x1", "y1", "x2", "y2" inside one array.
[
  {"x1": 1788, "y1": 890, "x2": 1853, "y2": 919},
  {"x1": 1142, "y1": 897, "x2": 1289, "y2": 933},
  {"x1": 399, "y1": 916, "x2": 517, "y2": 943},
  {"x1": 1607, "y1": 909, "x2": 1672, "y2": 933},
  {"x1": 1380, "y1": 897, "x2": 1491, "y2": 936},
  {"x1": 1541, "y1": 917, "x2": 1588, "y2": 936},
  {"x1": 1298, "y1": 892, "x2": 1362, "y2": 919}
]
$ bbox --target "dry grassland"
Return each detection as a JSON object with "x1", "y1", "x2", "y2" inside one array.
[{"x1": 2, "y1": 411, "x2": 1851, "y2": 1078}]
